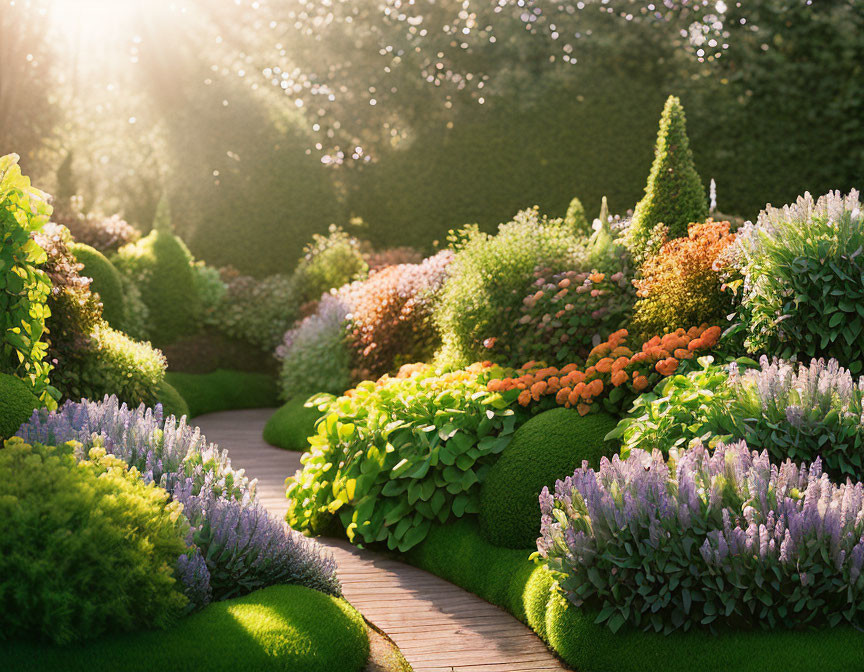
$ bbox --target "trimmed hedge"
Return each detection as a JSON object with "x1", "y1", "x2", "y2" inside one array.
[
  {"x1": 155, "y1": 380, "x2": 190, "y2": 420},
  {"x1": 479, "y1": 409, "x2": 618, "y2": 549},
  {"x1": 0, "y1": 373, "x2": 40, "y2": 439},
  {"x1": 263, "y1": 395, "x2": 323, "y2": 451},
  {"x1": 70, "y1": 243, "x2": 126, "y2": 330},
  {"x1": 406, "y1": 518, "x2": 864, "y2": 672},
  {"x1": 165, "y1": 370, "x2": 278, "y2": 418},
  {"x1": 0, "y1": 584, "x2": 370, "y2": 672}
]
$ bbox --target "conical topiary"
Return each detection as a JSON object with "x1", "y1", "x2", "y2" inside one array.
[
  {"x1": 564, "y1": 196, "x2": 589, "y2": 236},
  {"x1": 628, "y1": 96, "x2": 707, "y2": 263}
]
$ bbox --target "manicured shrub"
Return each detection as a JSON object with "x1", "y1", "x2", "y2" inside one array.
[
  {"x1": 0, "y1": 372, "x2": 39, "y2": 439},
  {"x1": 539, "y1": 441, "x2": 864, "y2": 634},
  {"x1": 114, "y1": 230, "x2": 201, "y2": 345},
  {"x1": 479, "y1": 409, "x2": 618, "y2": 549},
  {"x1": 276, "y1": 293, "x2": 354, "y2": 398},
  {"x1": 493, "y1": 265, "x2": 635, "y2": 367},
  {"x1": 286, "y1": 362, "x2": 528, "y2": 551},
  {"x1": 627, "y1": 96, "x2": 708, "y2": 264},
  {"x1": 630, "y1": 220, "x2": 737, "y2": 342},
  {"x1": 215, "y1": 271, "x2": 300, "y2": 352},
  {"x1": 53, "y1": 196, "x2": 139, "y2": 253},
  {"x1": 18, "y1": 397, "x2": 341, "y2": 601},
  {"x1": 70, "y1": 242, "x2": 126, "y2": 329},
  {"x1": 1, "y1": 584, "x2": 370, "y2": 672},
  {"x1": 729, "y1": 190, "x2": 864, "y2": 371},
  {"x1": 263, "y1": 395, "x2": 324, "y2": 451},
  {"x1": 165, "y1": 370, "x2": 278, "y2": 418},
  {"x1": 0, "y1": 153, "x2": 54, "y2": 405},
  {"x1": 435, "y1": 208, "x2": 584, "y2": 366},
  {"x1": 340, "y1": 250, "x2": 453, "y2": 379},
  {"x1": 291, "y1": 225, "x2": 368, "y2": 304},
  {"x1": 0, "y1": 438, "x2": 191, "y2": 644},
  {"x1": 487, "y1": 325, "x2": 723, "y2": 416},
  {"x1": 156, "y1": 380, "x2": 190, "y2": 420},
  {"x1": 563, "y1": 196, "x2": 590, "y2": 236}
]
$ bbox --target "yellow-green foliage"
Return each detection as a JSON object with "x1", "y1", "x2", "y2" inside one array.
[
  {"x1": 70, "y1": 242, "x2": 126, "y2": 330},
  {"x1": 0, "y1": 372, "x2": 39, "y2": 439},
  {"x1": 0, "y1": 154, "x2": 55, "y2": 406},
  {"x1": 479, "y1": 409, "x2": 618, "y2": 549},
  {"x1": 114, "y1": 230, "x2": 201, "y2": 346},
  {"x1": 77, "y1": 325, "x2": 167, "y2": 407},
  {"x1": 0, "y1": 439, "x2": 190, "y2": 645},
  {"x1": 263, "y1": 395, "x2": 324, "y2": 451},
  {"x1": 0, "y1": 585, "x2": 370, "y2": 672},
  {"x1": 627, "y1": 96, "x2": 707, "y2": 263}
]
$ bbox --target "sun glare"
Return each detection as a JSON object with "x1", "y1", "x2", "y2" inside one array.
[{"x1": 48, "y1": 0, "x2": 159, "y2": 41}]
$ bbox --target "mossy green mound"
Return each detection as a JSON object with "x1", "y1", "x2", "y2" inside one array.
[
  {"x1": 70, "y1": 243, "x2": 126, "y2": 330},
  {"x1": 165, "y1": 370, "x2": 278, "y2": 418},
  {"x1": 155, "y1": 380, "x2": 190, "y2": 420},
  {"x1": 0, "y1": 584, "x2": 370, "y2": 672},
  {"x1": 0, "y1": 373, "x2": 40, "y2": 439},
  {"x1": 479, "y1": 408, "x2": 618, "y2": 549},
  {"x1": 263, "y1": 395, "x2": 324, "y2": 451},
  {"x1": 407, "y1": 518, "x2": 864, "y2": 672}
]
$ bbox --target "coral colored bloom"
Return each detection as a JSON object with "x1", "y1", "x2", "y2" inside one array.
[
  {"x1": 633, "y1": 376, "x2": 650, "y2": 391},
  {"x1": 568, "y1": 389, "x2": 582, "y2": 406},
  {"x1": 655, "y1": 357, "x2": 679, "y2": 377},
  {"x1": 560, "y1": 363, "x2": 579, "y2": 375},
  {"x1": 674, "y1": 348, "x2": 693, "y2": 360},
  {"x1": 688, "y1": 337, "x2": 706, "y2": 351},
  {"x1": 595, "y1": 358, "x2": 614, "y2": 374},
  {"x1": 483, "y1": 337, "x2": 497, "y2": 349},
  {"x1": 589, "y1": 273, "x2": 605, "y2": 283},
  {"x1": 517, "y1": 390, "x2": 531, "y2": 406},
  {"x1": 611, "y1": 370, "x2": 628, "y2": 387},
  {"x1": 531, "y1": 381, "x2": 547, "y2": 401},
  {"x1": 588, "y1": 379, "x2": 604, "y2": 396},
  {"x1": 577, "y1": 403, "x2": 591, "y2": 416},
  {"x1": 556, "y1": 387, "x2": 571, "y2": 405}
]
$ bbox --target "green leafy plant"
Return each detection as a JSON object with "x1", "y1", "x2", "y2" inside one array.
[
  {"x1": 286, "y1": 362, "x2": 528, "y2": 551},
  {"x1": 612, "y1": 356, "x2": 737, "y2": 458},
  {"x1": 563, "y1": 196, "x2": 589, "y2": 236},
  {"x1": 0, "y1": 154, "x2": 55, "y2": 406},
  {"x1": 70, "y1": 242, "x2": 127, "y2": 329},
  {"x1": 627, "y1": 96, "x2": 707, "y2": 263}
]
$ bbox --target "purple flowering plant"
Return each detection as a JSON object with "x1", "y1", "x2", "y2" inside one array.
[
  {"x1": 538, "y1": 441, "x2": 864, "y2": 634},
  {"x1": 18, "y1": 396, "x2": 340, "y2": 605}
]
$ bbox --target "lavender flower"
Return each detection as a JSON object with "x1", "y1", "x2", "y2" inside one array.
[
  {"x1": 539, "y1": 441, "x2": 864, "y2": 633},
  {"x1": 18, "y1": 397, "x2": 341, "y2": 606}
]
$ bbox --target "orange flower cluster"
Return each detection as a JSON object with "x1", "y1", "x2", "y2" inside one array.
[
  {"x1": 631, "y1": 220, "x2": 736, "y2": 341},
  {"x1": 487, "y1": 325, "x2": 723, "y2": 415}
]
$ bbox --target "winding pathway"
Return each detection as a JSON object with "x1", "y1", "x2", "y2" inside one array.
[{"x1": 195, "y1": 409, "x2": 567, "y2": 672}]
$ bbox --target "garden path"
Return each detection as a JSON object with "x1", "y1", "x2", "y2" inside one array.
[{"x1": 194, "y1": 408, "x2": 568, "y2": 672}]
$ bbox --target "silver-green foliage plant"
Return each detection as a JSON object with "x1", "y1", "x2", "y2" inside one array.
[{"x1": 730, "y1": 189, "x2": 864, "y2": 371}]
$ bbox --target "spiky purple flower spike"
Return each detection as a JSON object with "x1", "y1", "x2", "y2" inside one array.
[{"x1": 538, "y1": 441, "x2": 864, "y2": 634}]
